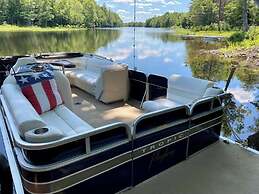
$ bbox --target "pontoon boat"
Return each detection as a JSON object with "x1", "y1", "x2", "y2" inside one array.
[{"x1": 0, "y1": 53, "x2": 258, "y2": 194}]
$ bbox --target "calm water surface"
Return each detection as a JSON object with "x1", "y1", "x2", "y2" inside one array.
[{"x1": 0, "y1": 27, "x2": 258, "y2": 143}]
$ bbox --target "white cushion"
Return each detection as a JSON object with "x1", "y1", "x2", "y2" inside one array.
[
  {"x1": 85, "y1": 63, "x2": 101, "y2": 76},
  {"x1": 53, "y1": 71, "x2": 73, "y2": 110},
  {"x1": 2, "y1": 57, "x2": 95, "y2": 143},
  {"x1": 12, "y1": 57, "x2": 37, "y2": 72},
  {"x1": 203, "y1": 87, "x2": 224, "y2": 97},
  {"x1": 167, "y1": 74, "x2": 214, "y2": 104},
  {"x1": 66, "y1": 60, "x2": 129, "y2": 103},
  {"x1": 24, "y1": 127, "x2": 64, "y2": 143},
  {"x1": 40, "y1": 105, "x2": 94, "y2": 137},
  {"x1": 54, "y1": 105, "x2": 93, "y2": 133},
  {"x1": 143, "y1": 75, "x2": 215, "y2": 113},
  {"x1": 143, "y1": 99, "x2": 182, "y2": 113},
  {"x1": 1, "y1": 84, "x2": 47, "y2": 137},
  {"x1": 84, "y1": 55, "x2": 114, "y2": 67}
]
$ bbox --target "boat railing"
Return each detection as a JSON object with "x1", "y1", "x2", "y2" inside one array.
[{"x1": 1, "y1": 94, "x2": 131, "y2": 165}]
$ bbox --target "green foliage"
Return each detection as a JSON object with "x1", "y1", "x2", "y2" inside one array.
[
  {"x1": 145, "y1": 12, "x2": 191, "y2": 28},
  {"x1": 223, "y1": 26, "x2": 259, "y2": 50},
  {"x1": 124, "y1": 22, "x2": 145, "y2": 27},
  {"x1": 228, "y1": 31, "x2": 246, "y2": 42},
  {"x1": 144, "y1": 0, "x2": 259, "y2": 31},
  {"x1": 0, "y1": 0, "x2": 123, "y2": 27},
  {"x1": 0, "y1": 28, "x2": 121, "y2": 55},
  {"x1": 190, "y1": 0, "x2": 218, "y2": 26}
]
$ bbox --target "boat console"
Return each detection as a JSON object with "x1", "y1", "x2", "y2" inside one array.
[{"x1": 0, "y1": 54, "x2": 230, "y2": 194}]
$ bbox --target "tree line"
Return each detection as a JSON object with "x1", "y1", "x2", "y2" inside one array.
[
  {"x1": 145, "y1": 0, "x2": 259, "y2": 31},
  {"x1": 0, "y1": 0, "x2": 123, "y2": 27}
]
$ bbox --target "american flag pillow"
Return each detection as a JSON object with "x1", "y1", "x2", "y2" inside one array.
[{"x1": 15, "y1": 70, "x2": 63, "y2": 114}]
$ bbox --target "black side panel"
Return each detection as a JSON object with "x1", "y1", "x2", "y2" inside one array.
[
  {"x1": 24, "y1": 139, "x2": 86, "y2": 165},
  {"x1": 22, "y1": 143, "x2": 132, "y2": 194},
  {"x1": 129, "y1": 70, "x2": 147, "y2": 101},
  {"x1": 133, "y1": 107, "x2": 189, "y2": 186},
  {"x1": 0, "y1": 155, "x2": 13, "y2": 194},
  {"x1": 0, "y1": 125, "x2": 13, "y2": 194},
  {"x1": 133, "y1": 132, "x2": 188, "y2": 186},
  {"x1": 0, "y1": 56, "x2": 28, "y2": 85},
  {"x1": 60, "y1": 162, "x2": 132, "y2": 194},
  {"x1": 188, "y1": 98, "x2": 223, "y2": 156},
  {"x1": 148, "y1": 74, "x2": 168, "y2": 100}
]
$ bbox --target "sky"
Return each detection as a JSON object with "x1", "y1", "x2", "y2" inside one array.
[{"x1": 96, "y1": 0, "x2": 191, "y2": 22}]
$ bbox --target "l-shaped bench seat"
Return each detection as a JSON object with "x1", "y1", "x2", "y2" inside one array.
[
  {"x1": 143, "y1": 74, "x2": 223, "y2": 112},
  {"x1": 1, "y1": 57, "x2": 96, "y2": 144},
  {"x1": 65, "y1": 55, "x2": 129, "y2": 104}
]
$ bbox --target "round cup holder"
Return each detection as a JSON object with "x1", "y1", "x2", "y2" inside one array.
[{"x1": 34, "y1": 128, "x2": 49, "y2": 135}]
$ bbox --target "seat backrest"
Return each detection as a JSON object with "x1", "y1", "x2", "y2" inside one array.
[
  {"x1": 85, "y1": 63, "x2": 102, "y2": 77},
  {"x1": 167, "y1": 74, "x2": 214, "y2": 104},
  {"x1": 84, "y1": 55, "x2": 115, "y2": 77},
  {"x1": 4, "y1": 57, "x2": 74, "y2": 110},
  {"x1": 11, "y1": 57, "x2": 37, "y2": 72}
]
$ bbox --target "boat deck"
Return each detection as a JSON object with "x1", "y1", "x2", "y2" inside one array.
[
  {"x1": 124, "y1": 140, "x2": 259, "y2": 194},
  {"x1": 71, "y1": 87, "x2": 143, "y2": 128}
]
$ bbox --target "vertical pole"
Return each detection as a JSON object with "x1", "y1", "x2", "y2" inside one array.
[
  {"x1": 224, "y1": 65, "x2": 237, "y2": 92},
  {"x1": 133, "y1": 0, "x2": 137, "y2": 71}
]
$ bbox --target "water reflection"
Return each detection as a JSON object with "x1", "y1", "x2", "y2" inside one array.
[
  {"x1": 0, "y1": 27, "x2": 258, "y2": 144},
  {"x1": 0, "y1": 29, "x2": 121, "y2": 56},
  {"x1": 100, "y1": 28, "x2": 259, "y2": 143}
]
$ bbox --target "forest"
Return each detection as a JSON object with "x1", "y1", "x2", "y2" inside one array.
[
  {"x1": 145, "y1": 0, "x2": 259, "y2": 31},
  {"x1": 0, "y1": 0, "x2": 123, "y2": 27}
]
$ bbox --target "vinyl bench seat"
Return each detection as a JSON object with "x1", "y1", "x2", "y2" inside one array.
[
  {"x1": 66, "y1": 56, "x2": 129, "y2": 104},
  {"x1": 143, "y1": 74, "x2": 223, "y2": 112}
]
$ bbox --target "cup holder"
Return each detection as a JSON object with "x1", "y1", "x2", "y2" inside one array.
[{"x1": 34, "y1": 128, "x2": 49, "y2": 135}]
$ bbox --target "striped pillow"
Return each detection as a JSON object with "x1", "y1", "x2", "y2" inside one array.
[{"x1": 15, "y1": 70, "x2": 63, "y2": 114}]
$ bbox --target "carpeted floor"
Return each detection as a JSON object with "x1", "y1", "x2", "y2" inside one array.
[{"x1": 71, "y1": 87, "x2": 143, "y2": 127}]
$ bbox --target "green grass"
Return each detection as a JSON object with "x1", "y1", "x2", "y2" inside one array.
[
  {"x1": 173, "y1": 27, "x2": 236, "y2": 37},
  {"x1": 173, "y1": 26, "x2": 259, "y2": 51},
  {"x1": 222, "y1": 26, "x2": 259, "y2": 51},
  {"x1": 0, "y1": 24, "x2": 85, "y2": 32}
]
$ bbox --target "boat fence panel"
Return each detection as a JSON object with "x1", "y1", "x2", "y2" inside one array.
[
  {"x1": 188, "y1": 97, "x2": 223, "y2": 156},
  {"x1": 17, "y1": 124, "x2": 132, "y2": 194},
  {"x1": 132, "y1": 106, "x2": 189, "y2": 186},
  {"x1": 148, "y1": 74, "x2": 168, "y2": 100},
  {"x1": 128, "y1": 70, "x2": 147, "y2": 101}
]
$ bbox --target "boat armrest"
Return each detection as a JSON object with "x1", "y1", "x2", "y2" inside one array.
[
  {"x1": 17, "y1": 123, "x2": 131, "y2": 165},
  {"x1": 1, "y1": 84, "x2": 47, "y2": 137},
  {"x1": 203, "y1": 87, "x2": 224, "y2": 97},
  {"x1": 133, "y1": 105, "x2": 189, "y2": 137}
]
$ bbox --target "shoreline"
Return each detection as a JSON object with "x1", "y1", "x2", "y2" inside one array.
[
  {"x1": 201, "y1": 47, "x2": 259, "y2": 67},
  {"x1": 0, "y1": 25, "x2": 87, "y2": 32},
  {"x1": 173, "y1": 27, "x2": 259, "y2": 67}
]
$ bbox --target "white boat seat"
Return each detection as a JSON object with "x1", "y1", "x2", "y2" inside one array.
[
  {"x1": 143, "y1": 99, "x2": 182, "y2": 113},
  {"x1": 40, "y1": 105, "x2": 93, "y2": 137},
  {"x1": 1, "y1": 57, "x2": 95, "y2": 143},
  {"x1": 66, "y1": 56, "x2": 129, "y2": 103},
  {"x1": 143, "y1": 74, "x2": 216, "y2": 113}
]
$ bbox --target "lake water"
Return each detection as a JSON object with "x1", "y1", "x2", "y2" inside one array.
[{"x1": 0, "y1": 27, "x2": 258, "y2": 144}]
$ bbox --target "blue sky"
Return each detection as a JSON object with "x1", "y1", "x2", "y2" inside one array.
[{"x1": 96, "y1": 0, "x2": 191, "y2": 22}]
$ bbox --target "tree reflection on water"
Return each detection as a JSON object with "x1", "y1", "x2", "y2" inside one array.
[
  {"x1": 184, "y1": 38, "x2": 259, "y2": 145},
  {"x1": 0, "y1": 29, "x2": 121, "y2": 56}
]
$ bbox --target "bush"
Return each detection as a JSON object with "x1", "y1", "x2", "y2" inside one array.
[
  {"x1": 246, "y1": 26, "x2": 259, "y2": 40},
  {"x1": 228, "y1": 31, "x2": 246, "y2": 42}
]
